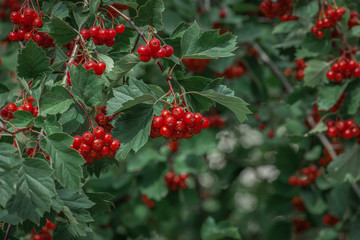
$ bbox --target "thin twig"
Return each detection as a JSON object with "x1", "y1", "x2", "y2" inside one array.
[
  {"x1": 61, "y1": 43, "x2": 80, "y2": 86},
  {"x1": 4, "y1": 224, "x2": 11, "y2": 240}
]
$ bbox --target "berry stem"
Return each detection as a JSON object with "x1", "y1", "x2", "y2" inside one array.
[
  {"x1": 4, "y1": 224, "x2": 11, "y2": 240},
  {"x1": 131, "y1": 34, "x2": 141, "y2": 53}
]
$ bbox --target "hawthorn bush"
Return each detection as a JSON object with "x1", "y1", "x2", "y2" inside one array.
[{"x1": 1, "y1": 0, "x2": 360, "y2": 239}]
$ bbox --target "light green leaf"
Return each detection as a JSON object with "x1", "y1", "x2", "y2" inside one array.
[
  {"x1": 51, "y1": 2, "x2": 69, "y2": 19},
  {"x1": 134, "y1": 0, "x2": 164, "y2": 30},
  {"x1": 40, "y1": 133, "x2": 85, "y2": 188},
  {"x1": 317, "y1": 83, "x2": 348, "y2": 110},
  {"x1": 9, "y1": 111, "x2": 35, "y2": 128},
  {"x1": 201, "y1": 217, "x2": 241, "y2": 240},
  {"x1": 40, "y1": 86, "x2": 74, "y2": 116},
  {"x1": 34, "y1": 115, "x2": 63, "y2": 135},
  {"x1": 107, "y1": 54, "x2": 140, "y2": 81},
  {"x1": 48, "y1": 17, "x2": 78, "y2": 45},
  {"x1": 303, "y1": 60, "x2": 329, "y2": 88}
]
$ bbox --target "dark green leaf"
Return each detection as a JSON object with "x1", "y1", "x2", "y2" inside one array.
[
  {"x1": 48, "y1": 17, "x2": 78, "y2": 45},
  {"x1": 317, "y1": 83, "x2": 348, "y2": 110},
  {"x1": 39, "y1": 86, "x2": 74, "y2": 116},
  {"x1": 107, "y1": 54, "x2": 139, "y2": 81},
  {"x1": 201, "y1": 217, "x2": 241, "y2": 240},
  {"x1": 9, "y1": 111, "x2": 35, "y2": 128},
  {"x1": 90, "y1": 0, "x2": 100, "y2": 15},
  {"x1": 51, "y1": 2, "x2": 69, "y2": 19},
  {"x1": 87, "y1": 192, "x2": 114, "y2": 215},
  {"x1": 303, "y1": 60, "x2": 329, "y2": 88},
  {"x1": 134, "y1": 0, "x2": 165, "y2": 31},
  {"x1": 34, "y1": 115, "x2": 63, "y2": 135}
]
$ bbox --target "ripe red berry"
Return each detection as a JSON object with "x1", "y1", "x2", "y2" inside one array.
[
  {"x1": 89, "y1": 26, "x2": 99, "y2": 37},
  {"x1": 316, "y1": 30, "x2": 324, "y2": 39},
  {"x1": 336, "y1": 120, "x2": 346, "y2": 132},
  {"x1": 161, "y1": 109, "x2": 171, "y2": 118},
  {"x1": 164, "y1": 116, "x2": 176, "y2": 128},
  {"x1": 32, "y1": 17, "x2": 42, "y2": 28},
  {"x1": 82, "y1": 132, "x2": 94, "y2": 145},
  {"x1": 73, "y1": 135, "x2": 82, "y2": 149},
  {"x1": 201, "y1": 117, "x2": 210, "y2": 129},
  {"x1": 101, "y1": 145, "x2": 110, "y2": 155},
  {"x1": 109, "y1": 139, "x2": 121, "y2": 151},
  {"x1": 93, "y1": 126, "x2": 105, "y2": 139},
  {"x1": 92, "y1": 139, "x2": 104, "y2": 151},
  {"x1": 326, "y1": 70, "x2": 335, "y2": 80},
  {"x1": 139, "y1": 55, "x2": 151, "y2": 62},
  {"x1": 103, "y1": 133, "x2": 113, "y2": 144},
  {"x1": 95, "y1": 62, "x2": 106, "y2": 75},
  {"x1": 108, "y1": 28, "x2": 117, "y2": 38},
  {"x1": 174, "y1": 121, "x2": 186, "y2": 132},
  {"x1": 95, "y1": 113, "x2": 106, "y2": 125},
  {"x1": 152, "y1": 116, "x2": 164, "y2": 128},
  {"x1": 343, "y1": 128, "x2": 352, "y2": 139},
  {"x1": 157, "y1": 48, "x2": 167, "y2": 58},
  {"x1": 6, "y1": 103, "x2": 17, "y2": 112},
  {"x1": 352, "y1": 127, "x2": 360, "y2": 137},
  {"x1": 85, "y1": 61, "x2": 97, "y2": 71},
  {"x1": 80, "y1": 29, "x2": 90, "y2": 39},
  {"x1": 160, "y1": 126, "x2": 171, "y2": 138},
  {"x1": 9, "y1": 32, "x2": 18, "y2": 41},
  {"x1": 10, "y1": 11, "x2": 20, "y2": 24},
  {"x1": 98, "y1": 28, "x2": 108, "y2": 39},
  {"x1": 149, "y1": 38, "x2": 161, "y2": 53},
  {"x1": 164, "y1": 45, "x2": 174, "y2": 57},
  {"x1": 23, "y1": 103, "x2": 33, "y2": 112},
  {"x1": 80, "y1": 143, "x2": 91, "y2": 155},
  {"x1": 137, "y1": 45, "x2": 151, "y2": 56},
  {"x1": 346, "y1": 119, "x2": 355, "y2": 128},
  {"x1": 326, "y1": 126, "x2": 338, "y2": 138},
  {"x1": 183, "y1": 112, "x2": 195, "y2": 126},
  {"x1": 172, "y1": 107, "x2": 185, "y2": 120},
  {"x1": 115, "y1": 24, "x2": 125, "y2": 34},
  {"x1": 32, "y1": 107, "x2": 39, "y2": 116}
]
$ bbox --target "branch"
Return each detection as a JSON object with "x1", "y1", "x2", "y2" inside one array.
[
  {"x1": 250, "y1": 42, "x2": 294, "y2": 94},
  {"x1": 4, "y1": 224, "x2": 11, "y2": 240},
  {"x1": 61, "y1": 43, "x2": 80, "y2": 86}
]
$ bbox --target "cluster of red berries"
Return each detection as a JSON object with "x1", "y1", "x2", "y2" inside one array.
[
  {"x1": 141, "y1": 194, "x2": 155, "y2": 208},
  {"x1": 94, "y1": 106, "x2": 119, "y2": 133},
  {"x1": 292, "y1": 218, "x2": 311, "y2": 233},
  {"x1": 28, "y1": 220, "x2": 56, "y2": 240},
  {"x1": 326, "y1": 58, "x2": 360, "y2": 83},
  {"x1": 348, "y1": 10, "x2": 359, "y2": 29},
  {"x1": 325, "y1": 119, "x2": 360, "y2": 139},
  {"x1": 164, "y1": 171, "x2": 188, "y2": 191},
  {"x1": 294, "y1": 58, "x2": 307, "y2": 81},
  {"x1": 137, "y1": 38, "x2": 174, "y2": 62},
  {"x1": 70, "y1": 126, "x2": 120, "y2": 165},
  {"x1": 105, "y1": 4, "x2": 130, "y2": 18},
  {"x1": 80, "y1": 24, "x2": 125, "y2": 47},
  {"x1": 215, "y1": 60, "x2": 246, "y2": 79},
  {"x1": 9, "y1": 8, "x2": 55, "y2": 48},
  {"x1": 292, "y1": 197, "x2": 306, "y2": 212},
  {"x1": 0, "y1": 0, "x2": 20, "y2": 20},
  {"x1": 182, "y1": 59, "x2": 211, "y2": 73},
  {"x1": 311, "y1": 7, "x2": 346, "y2": 39},
  {"x1": 150, "y1": 107, "x2": 210, "y2": 141},
  {"x1": 318, "y1": 141, "x2": 344, "y2": 166},
  {"x1": 288, "y1": 165, "x2": 321, "y2": 187},
  {"x1": 322, "y1": 213, "x2": 340, "y2": 226},
  {"x1": 260, "y1": 0, "x2": 297, "y2": 21},
  {"x1": 1, "y1": 97, "x2": 38, "y2": 120}
]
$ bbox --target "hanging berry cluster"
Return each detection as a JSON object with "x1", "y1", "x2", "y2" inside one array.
[
  {"x1": 325, "y1": 119, "x2": 360, "y2": 139},
  {"x1": 260, "y1": 0, "x2": 297, "y2": 21},
  {"x1": 311, "y1": 7, "x2": 346, "y2": 39},
  {"x1": 150, "y1": 107, "x2": 210, "y2": 141},
  {"x1": 164, "y1": 171, "x2": 188, "y2": 191},
  {"x1": 292, "y1": 197, "x2": 306, "y2": 212},
  {"x1": 294, "y1": 58, "x2": 307, "y2": 81},
  {"x1": 288, "y1": 165, "x2": 321, "y2": 187},
  {"x1": 27, "y1": 220, "x2": 56, "y2": 240},
  {"x1": 0, "y1": 0, "x2": 20, "y2": 20},
  {"x1": 1, "y1": 97, "x2": 38, "y2": 120},
  {"x1": 215, "y1": 60, "x2": 246, "y2": 79},
  {"x1": 94, "y1": 106, "x2": 119, "y2": 133},
  {"x1": 9, "y1": 8, "x2": 55, "y2": 48},
  {"x1": 80, "y1": 24, "x2": 125, "y2": 47},
  {"x1": 137, "y1": 38, "x2": 174, "y2": 62},
  {"x1": 326, "y1": 59, "x2": 360, "y2": 83},
  {"x1": 322, "y1": 213, "x2": 340, "y2": 226},
  {"x1": 348, "y1": 10, "x2": 360, "y2": 29},
  {"x1": 70, "y1": 126, "x2": 120, "y2": 165},
  {"x1": 292, "y1": 218, "x2": 311, "y2": 233},
  {"x1": 182, "y1": 59, "x2": 211, "y2": 73}
]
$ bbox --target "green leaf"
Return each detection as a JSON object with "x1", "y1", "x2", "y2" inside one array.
[
  {"x1": 40, "y1": 133, "x2": 85, "y2": 188},
  {"x1": 300, "y1": 190, "x2": 327, "y2": 215},
  {"x1": 181, "y1": 22, "x2": 237, "y2": 59},
  {"x1": 303, "y1": 60, "x2": 329, "y2": 88},
  {"x1": 134, "y1": 0, "x2": 165, "y2": 31},
  {"x1": 9, "y1": 111, "x2": 35, "y2": 128},
  {"x1": 264, "y1": 220, "x2": 291, "y2": 240},
  {"x1": 177, "y1": 76, "x2": 214, "y2": 91},
  {"x1": 349, "y1": 220, "x2": 360, "y2": 240},
  {"x1": 112, "y1": 104, "x2": 154, "y2": 160},
  {"x1": 73, "y1": 6, "x2": 90, "y2": 29},
  {"x1": 58, "y1": 105, "x2": 86, "y2": 134},
  {"x1": 272, "y1": 21, "x2": 300, "y2": 34},
  {"x1": 40, "y1": 86, "x2": 74, "y2": 116},
  {"x1": 34, "y1": 115, "x2": 63, "y2": 135},
  {"x1": 201, "y1": 217, "x2": 241, "y2": 240},
  {"x1": 5, "y1": 158, "x2": 55, "y2": 224},
  {"x1": 107, "y1": 79, "x2": 158, "y2": 114},
  {"x1": 107, "y1": 54, "x2": 140, "y2": 81},
  {"x1": 17, "y1": 39, "x2": 51, "y2": 79},
  {"x1": 305, "y1": 121, "x2": 327, "y2": 137},
  {"x1": 69, "y1": 65, "x2": 102, "y2": 107},
  {"x1": 51, "y1": 2, "x2": 69, "y2": 19},
  {"x1": 349, "y1": 25, "x2": 360, "y2": 37},
  {"x1": 293, "y1": 0, "x2": 319, "y2": 19},
  {"x1": 327, "y1": 184, "x2": 350, "y2": 217},
  {"x1": 192, "y1": 89, "x2": 251, "y2": 122},
  {"x1": 0, "y1": 143, "x2": 22, "y2": 208},
  {"x1": 327, "y1": 146, "x2": 360, "y2": 183},
  {"x1": 48, "y1": 17, "x2": 78, "y2": 45},
  {"x1": 0, "y1": 83, "x2": 10, "y2": 107},
  {"x1": 87, "y1": 192, "x2": 114, "y2": 215},
  {"x1": 347, "y1": 83, "x2": 360, "y2": 115},
  {"x1": 317, "y1": 83, "x2": 348, "y2": 110},
  {"x1": 90, "y1": 0, "x2": 100, "y2": 15},
  {"x1": 316, "y1": 228, "x2": 338, "y2": 240},
  {"x1": 52, "y1": 45, "x2": 69, "y2": 71}
]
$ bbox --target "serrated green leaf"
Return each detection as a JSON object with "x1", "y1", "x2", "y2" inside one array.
[
  {"x1": 87, "y1": 192, "x2": 114, "y2": 215},
  {"x1": 17, "y1": 39, "x2": 51, "y2": 79},
  {"x1": 134, "y1": 0, "x2": 164, "y2": 30},
  {"x1": 112, "y1": 104, "x2": 154, "y2": 160},
  {"x1": 73, "y1": 6, "x2": 90, "y2": 29},
  {"x1": 201, "y1": 217, "x2": 241, "y2": 240},
  {"x1": 90, "y1": 0, "x2": 100, "y2": 15},
  {"x1": 48, "y1": 17, "x2": 78, "y2": 45},
  {"x1": 107, "y1": 54, "x2": 139, "y2": 81},
  {"x1": 9, "y1": 111, "x2": 35, "y2": 128},
  {"x1": 5, "y1": 158, "x2": 55, "y2": 224},
  {"x1": 40, "y1": 133, "x2": 85, "y2": 188},
  {"x1": 305, "y1": 121, "x2": 327, "y2": 137},
  {"x1": 52, "y1": 45, "x2": 69, "y2": 70},
  {"x1": 58, "y1": 104, "x2": 86, "y2": 134},
  {"x1": 327, "y1": 146, "x2": 360, "y2": 183},
  {"x1": 347, "y1": 83, "x2": 360, "y2": 114},
  {"x1": 181, "y1": 22, "x2": 237, "y2": 59},
  {"x1": 300, "y1": 190, "x2": 327, "y2": 215},
  {"x1": 69, "y1": 65, "x2": 102, "y2": 107},
  {"x1": 349, "y1": 25, "x2": 360, "y2": 37},
  {"x1": 34, "y1": 115, "x2": 63, "y2": 135},
  {"x1": 303, "y1": 60, "x2": 329, "y2": 88},
  {"x1": 177, "y1": 76, "x2": 214, "y2": 91},
  {"x1": 0, "y1": 83, "x2": 10, "y2": 107},
  {"x1": 51, "y1": 2, "x2": 69, "y2": 19},
  {"x1": 107, "y1": 79, "x2": 158, "y2": 114},
  {"x1": 272, "y1": 21, "x2": 300, "y2": 34},
  {"x1": 40, "y1": 86, "x2": 74, "y2": 116},
  {"x1": 293, "y1": 0, "x2": 319, "y2": 19},
  {"x1": 317, "y1": 83, "x2": 348, "y2": 110}
]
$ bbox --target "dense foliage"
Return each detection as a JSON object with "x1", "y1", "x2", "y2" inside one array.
[{"x1": 1, "y1": 0, "x2": 360, "y2": 239}]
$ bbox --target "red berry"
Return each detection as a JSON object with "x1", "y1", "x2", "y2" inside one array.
[
  {"x1": 311, "y1": 26, "x2": 318, "y2": 34},
  {"x1": 149, "y1": 38, "x2": 161, "y2": 53},
  {"x1": 174, "y1": 120, "x2": 186, "y2": 132},
  {"x1": 85, "y1": 61, "x2": 97, "y2": 71},
  {"x1": 201, "y1": 117, "x2": 210, "y2": 129},
  {"x1": 352, "y1": 127, "x2": 360, "y2": 137},
  {"x1": 80, "y1": 29, "x2": 90, "y2": 39},
  {"x1": 108, "y1": 28, "x2": 117, "y2": 38},
  {"x1": 24, "y1": 32, "x2": 33, "y2": 41},
  {"x1": 10, "y1": 11, "x2": 20, "y2": 24},
  {"x1": 164, "y1": 116, "x2": 176, "y2": 128},
  {"x1": 101, "y1": 145, "x2": 110, "y2": 155},
  {"x1": 326, "y1": 126, "x2": 338, "y2": 138},
  {"x1": 92, "y1": 139, "x2": 104, "y2": 151},
  {"x1": 6, "y1": 103, "x2": 17, "y2": 113},
  {"x1": 79, "y1": 143, "x2": 91, "y2": 154},
  {"x1": 172, "y1": 107, "x2": 185, "y2": 120},
  {"x1": 164, "y1": 45, "x2": 174, "y2": 57},
  {"x1": 183, "y1": 112, "x2": 195, "y2": 126},
  {"x1": 9, "y1": 32, "x2": 18, "y2": 41},
  {"x1": 115, "y1": 24, "x2": 125, "y2": 34},
  {"x1": 160, "y1": 126, "x2": 171, "y2": 138},
  {"x1": 98, "y1": 28, "x2": 108, "y2": 39},
  {"x1": 157, "y1": 48, "x2": 167, "y2": 58},
  {"x1": 95, "y1": 62, "x2": 106, "y2": 75},
  {"x1": 137, "y1": 45, "x2": 151, "y2": 56},
  {"x1": 93, "y1": 126, "x2": 105, "y2": 139},
  {"x1": 32, "y1": 107, "x2": 39, "y2": 116},
  {"x1": 89, "y1": 26, "x2": 99, "y2": 37},
  {"x1": 194, "y1": 113, "x2": 203, "y2": 125},
  {"x1": 343, "y1": 128, "x2": 352, "y2": 139},
  {"x1": 23, "y1": 103, "x2": 33, "y2": 112},
  {"x1": 316, "y1": 30, "x2": 324, "y2": 39},
  {"x1": 109, "y1": 139, "x2": 120, "y2": 151},
  {"x1": 73, "y1": 135, "x2": 82, "y2": 149},
  {"x1": 103, "y1": 133, "x2": 113, "y2": 144},
  {"x1": 219, "y1": 9, "x2": 227, "y2": 18},
  {"x1": 161, "y1": 109, "x2": 171, "y2": 118},
  {"x1": 32, "y1": 17, "x2": 42, "y2": 28},
  {"x1": 139, "y1": 55, "x2": 151, "y2": 62},
  {"x1": 326, "y1": 70, "x2": 335, "y2": 80},
  {"x1": 152, "y1": 116, "x2": 164, "y2": 128},
  {"x1": 336, "y1": 120, "x2": 346, "y2": 132},
  {"x1": 95, "y1": 113, "x2": 106, "y2": 125},
  {"x1": 1, "y1": 107, "x2": 8, "y2": 118},
  {"x1": 346, "y1": 119, "x2": 355, "y2": 128},
  {"x1": 82, "y1": 132, "x2": 94, "y2": 145}
]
